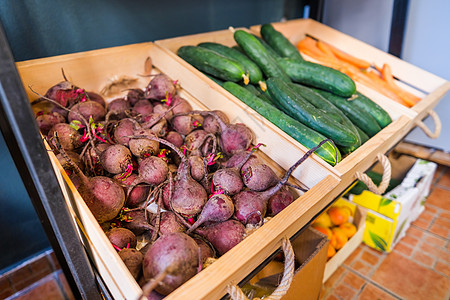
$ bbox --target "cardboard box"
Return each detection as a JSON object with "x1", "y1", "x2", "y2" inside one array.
[
  {"x1": 243, "y1": 227, "x2": 328, "y2": 300},
  {"x1": 347, "y1": 155, "x2": 437, "y2": 252},
  {"x1": 322, "y1": 199, "x2": 366, "y2": 282}
]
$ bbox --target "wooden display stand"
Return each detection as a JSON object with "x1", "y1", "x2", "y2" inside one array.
[{"x1": 15, "y1": 19, "x2": 448, "y2": 300}]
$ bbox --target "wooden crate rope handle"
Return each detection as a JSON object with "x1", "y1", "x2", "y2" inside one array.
[
  {"x1": 416, "y1": 110, "x2": 441, "y2": 139},
  {"x1": 226, "y1": 237, "x2": 295, "y2": 300},
  {"x1": 355, "y1": 153, "x2": 391, "y2": 195}
]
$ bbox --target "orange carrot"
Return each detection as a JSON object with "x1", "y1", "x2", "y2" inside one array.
[
  {"x1": 324, "y1": 42, "x2": 371, "y2": 69},
  {"x1": 316, "y1": 40, "x2": 339, "y2": 61},
  {"x1": 381, "y1": 64, "x2": 420, "y2": 106},
  {"x1": 297, "y1": 37, "x2": 330, "y2": 60}
]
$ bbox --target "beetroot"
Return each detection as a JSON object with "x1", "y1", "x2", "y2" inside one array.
[
  {"x1": 165, "y1": 131, "x2": 184, "y2": 148},
  {"x1": 177, "y1": 111, "x2": 253, "y2": 156},
  {"x1": 122, "y1": 208, "x2": 154, "y2": 235},
  {"x1": 86, "y1": 91, "x2": 106, "y2": 107},
  {"x1": 106, "y1": 227, "x2": 137, "y2": 249},
  {"x1": 152, "y1": 104, "x2": 173, "y2": 121},
  {"x1": 100, "y1": 144, "x2": 133, "y2": 175},
  {"x1": 241, "y1": 162, "x2": 278, "y2": 191},
  {"x1": 128, "y1": 129, "x2": 160, "y2": 159},
  {"x1": 171, "y1": 115, "x2": 202, "y2": 136},
  {"x1": 56, "y1": 151, "x2": 84, "y2": 174},
  {"x1": 53, "y1": 132, "x2": 125, "y2": 224},
  {"x1": 127, "y1": 88, "x2": 145, "y2": 106},
  {"x1": 114, "y1": 173, "x2": 150, "y2": 208},
  {"x1": 114, "y1": 118, "x2": 139, "y2": 146},
  {"x1": 267, "y1": 186, "x2": 296, "y2": 217},
  {"x1": 36, "y1": 112, "x2": 65, "y2": 135},
  {"x1": 171, "y1": 158, "x2": 207, "y2": 218},
  {"x1": 107, "y1": 98, "x2": 131, "y2": 120},
  {"x1": 47, "y1": 123, "x2": 83, "y2": 151},
  {"x1": 145, "y1": 74, "x2": 176, "y2": 100},
  {"x1": 118, "y1": 248, "x2": 143, "y2": 279},
  {"x1": 135, "y1": 156, "x2": 168, "y2": 186},
  {"x1": 44, "y1": 81, "x2": 73, "y2": 103},
  {"x1": 233, "y1": 139, "x2": 330, "y2": 224},
  {"x1": 68, "y1": 101, "x2": 106, "y2": 123},
  {"x1": 150, "y1": 211, "x2": 186, "y2": 236},
  {"x1": 188, "y1": 155, "x2": 205, "y2": 182},
  {"x1": 170, "y1": 95, "x2": 192, "y2": 114},
  {"x1": 202, "y1": 110, "x2": 229, "y2": 134},
  {"x1": 79, "y1": 176, "x2": 126, "y2": 223},
  {"x1": 187, "y1": 194, "x2": 234, "y2": 233},
  {"x1": 133, "y1": 99, "x2": 153, "y2": 117},
  {"x1": 225, "y1": 150, "x2": 259, "y2": 169},
  {"x1": 134, "y1": 135, "x2": 207, "y2": 218},
  {"x1": 141, "y1": 113, "x2": 168, "y2": 137},
  {"x1": 193, "y1": 237, "x2": 215, "y2": 264},
  {"x1": 142, "y1": 232, "x2": 199, "y2": 295},
  {"x1": 83, "y1": 143, "x2": 110, "y2": 176},
  {"x1": 195, "y1": 220, "x2": 246, "y2": 256},
  {"x1": 212, "y1": 150, "x2": 255, "y2": 195}
]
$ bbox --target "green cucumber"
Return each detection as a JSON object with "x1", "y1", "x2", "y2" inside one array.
[
  {"x1": 256, "y1": 84, "x2": 275, "y2": 104},
  {"x1": 288, "y1": 82, "x2": 360, "y2": 147},
  {"x1": 340, "y1": 127, "x2": 369, "y2": 155},
  {"x1": 222, "y1": 81, "x2": 341, "y2": 165},
  {"x1": 260, "y1": 23, "x2": 304, "y2": 61},
  {"x1": 241, "y1": 84, "x2": 273, "y2": 105},
  {"x1": 233, "y1": 30, "x2": 291, "y2": 82},
  {"x1": 177, "y1": 46, "x2": 249, "y2": 84},
  {"x1": 266, "y1": 77, "x2": 359, "y2": 147},
  {"x1": 251, "y1": 34, "x2": 282, "y2": 58},
  {"x1": 197, "y1": 42, "x2": 264, "y2": 85},
  {"x1": 313, "y1": 89, "x2": 382, "y2": 137},
  {"x1": 349, "y1": 92, "x2": 392, "y2": 128},
  {"x1": 277, "y1": 58, "x2": 356, "y2": 97}
]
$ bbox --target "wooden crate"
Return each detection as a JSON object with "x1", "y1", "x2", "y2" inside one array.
[
  {"x1": 155, "y1": 27, "x2": 415, "y2": 189},
  {"x1": 16, "y1": 42, "x2": 342, "y2": 300},
  {"x1": 322, "y1": 202, "x2": 366, "y2": 282},
  {"x1": 250, "y1": 19, "x2": 450, "y2": 141}
]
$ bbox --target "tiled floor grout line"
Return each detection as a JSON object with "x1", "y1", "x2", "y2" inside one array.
[{"x1": 342, "y1": 264, "x2": 402, "y2": 300}]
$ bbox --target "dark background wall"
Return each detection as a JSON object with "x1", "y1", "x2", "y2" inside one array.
[{"x1": 0, "y1": 0, "x2": 305, "y2": 273}]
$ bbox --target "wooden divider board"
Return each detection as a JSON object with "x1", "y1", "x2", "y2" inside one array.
[{"x1": 16, "y1": 42, "x2": 340, "y2": 299}]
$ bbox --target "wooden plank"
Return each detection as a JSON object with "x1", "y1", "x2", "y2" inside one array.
[{"x1": 394, "y1": 141, "x2": 450, "y2": 167}]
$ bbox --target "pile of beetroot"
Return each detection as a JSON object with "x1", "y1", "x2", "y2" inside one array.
[{"x1": 33, "y1": 70, "x2": 322, "y2": 298}]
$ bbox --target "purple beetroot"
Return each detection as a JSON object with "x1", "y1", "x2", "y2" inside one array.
[
  {"x1": 142, "y1": 232, "x2": 199, "y2": 295},
  {"x1": 187, "y1": 193, "x2": 234, "y2": 234},
  {"x1": 195, "y1": 220, "x2": 246, "y2": 256}
]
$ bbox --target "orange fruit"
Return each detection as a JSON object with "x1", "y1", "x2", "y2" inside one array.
[
  {"x1": 312, "y1": 212, "x2": 333, "y2": 228},
  {"x1": 312, "y1": 224, "x2": 333, "y2": 239},
  {"x1": 331, "y1": 227, "x2": 348, "y2": 250},
  {"x1": 339, "y1": 222, "x2": 357, "y2": 238},
  {"x1": 327, "y1": 244, "x2": 336, "y2": 259},
  {"x1": 327, "y1": 206, "x2": 350, "y2": 226}
]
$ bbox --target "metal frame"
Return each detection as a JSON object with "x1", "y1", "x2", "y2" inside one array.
[
  {"x1": 0, "y1": 22, "x2": 102, "y2": 299},
  {"x1": 388, "y1": 0, "x2": 410, "y2": 57}
]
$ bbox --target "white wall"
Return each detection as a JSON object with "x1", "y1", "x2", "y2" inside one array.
[
  {"x1": 323, "y1": 0, "x2": 449, "y2": 151},
  {"x1": 402, "y1": 0, "x2": 450, "y2": 150}
]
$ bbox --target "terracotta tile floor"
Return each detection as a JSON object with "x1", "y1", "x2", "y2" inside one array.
[
  {"x1": 1, "y1": 166, "x2": 449, "y2": 299},
  {"x1": 321, "y1": 165, "x2": 450, "y2": 300}
]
